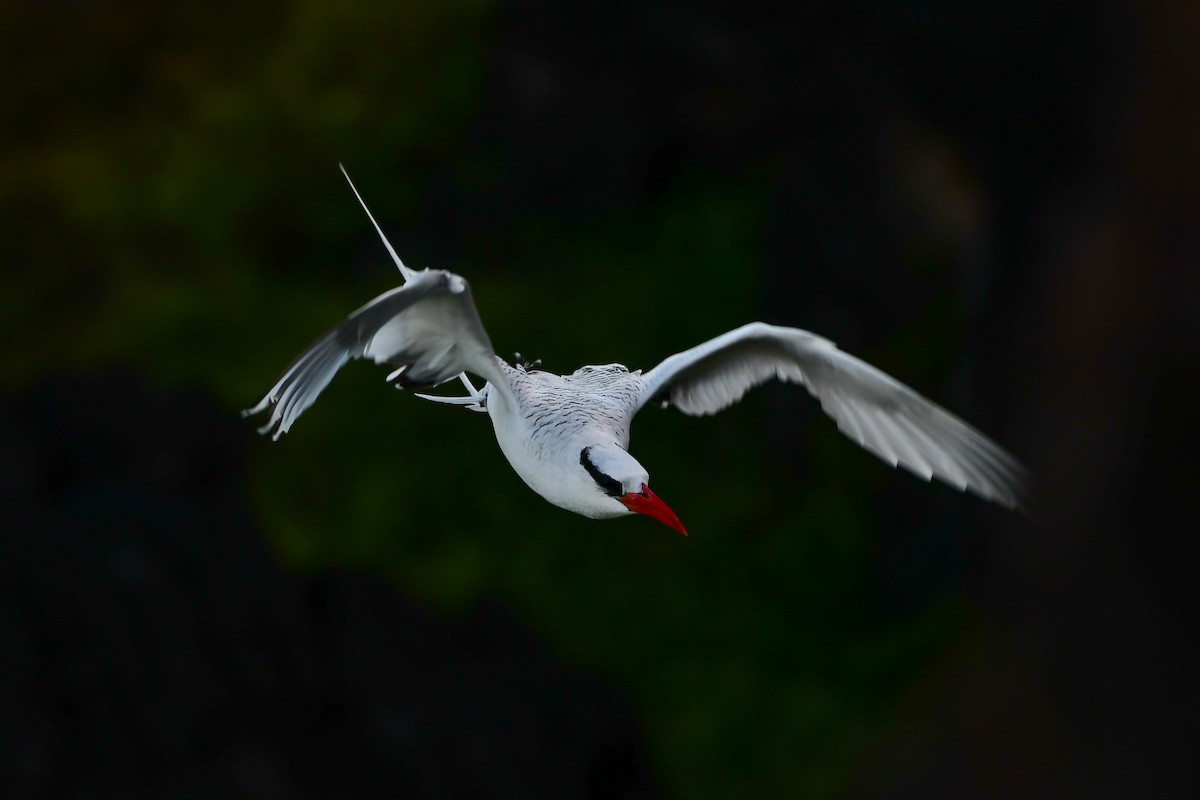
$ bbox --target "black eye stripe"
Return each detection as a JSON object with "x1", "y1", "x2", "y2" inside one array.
[{"x1": 580, "y1": 447, "x2": 624, "y2": 497}]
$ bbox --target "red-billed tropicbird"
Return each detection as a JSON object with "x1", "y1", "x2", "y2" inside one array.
[{"x1": 244, "y1": 167, "x2": 1028, "y2": 534}]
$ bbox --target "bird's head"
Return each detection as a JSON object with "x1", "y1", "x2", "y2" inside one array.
[{"x1": 579, "y1": 444, "x2": 687, "y2": 535}]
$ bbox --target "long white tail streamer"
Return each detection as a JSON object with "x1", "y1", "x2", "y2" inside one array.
[{"x1": 339, "y1": 163, "x2": 483, "y2": 404}]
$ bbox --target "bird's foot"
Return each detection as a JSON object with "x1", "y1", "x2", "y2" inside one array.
[{"x1": 513, "y1": 352, "x2": 542, "y2": 372}]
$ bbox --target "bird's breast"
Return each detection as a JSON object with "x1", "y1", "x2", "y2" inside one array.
[{"x1": 483, "y1": 369, "x2": 641, "y2": 517}]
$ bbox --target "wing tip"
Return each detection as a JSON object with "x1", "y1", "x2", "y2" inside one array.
[
  {"x1": 241, "y1": 395, "x2": 274, "y2": 419},
  {"x1": 242, "y1": 395, "x2": 292, "y2": 440}
]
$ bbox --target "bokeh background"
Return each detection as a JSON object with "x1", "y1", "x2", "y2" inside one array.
[{"x1": 3, "y1": 1, "x2": 1198, "y2": 797}]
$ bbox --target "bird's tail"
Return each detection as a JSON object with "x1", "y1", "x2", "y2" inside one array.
[{"x1": 341, "y1": 163, "x2": 481, "y2": 403}]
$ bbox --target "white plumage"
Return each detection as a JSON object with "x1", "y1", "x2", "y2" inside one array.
[{"x1": 244, "y1": 168, "x2": 1029, "y2": 534}]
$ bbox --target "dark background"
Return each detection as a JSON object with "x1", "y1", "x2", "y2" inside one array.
[{"x1": 3, "y1": 1, "x2": 1198, "y2": 797}]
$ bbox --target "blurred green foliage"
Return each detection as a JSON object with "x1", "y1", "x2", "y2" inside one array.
[{"x1": 2, "y1": 2, "x2": 976, "y2": 797}]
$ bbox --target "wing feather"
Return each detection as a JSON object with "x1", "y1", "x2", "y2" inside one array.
[
  {"x1": 637, "y1": 322, "x2": 1028, "y2": 509},
  {"x1": 244, "y1": 269, "x2": 508, "y2": 439}
]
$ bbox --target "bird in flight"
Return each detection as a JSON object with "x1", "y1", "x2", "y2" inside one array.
[{"x1": 244, "y1": 167, "x2": 1028, "y2": 535}]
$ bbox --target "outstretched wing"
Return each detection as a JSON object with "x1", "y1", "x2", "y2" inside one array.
[
  {"x1": 637, "y1": 322, "x2": 1028, "y2": 509},
  {"x1": 244, "y1": 269, "x2": 509, "y2": 439}
]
